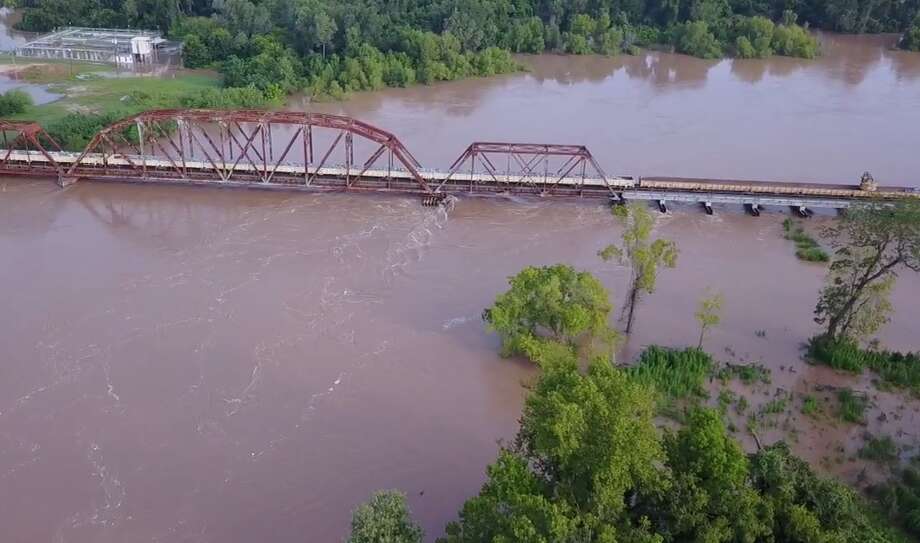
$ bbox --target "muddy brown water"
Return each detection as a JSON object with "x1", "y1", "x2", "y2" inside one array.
[{"x1": 2, "y1": 33, "x2": 920, "y2": 542}]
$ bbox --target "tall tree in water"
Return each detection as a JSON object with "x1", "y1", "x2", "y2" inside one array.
[
  {"x1": 599, "y1": 203, "x2": 678, "y2": 334},
  {"x1": 348, "y1": 490, "x2": 423, "y2": 543},
  {"x1": 482, "y1": 264, "x2": 616, "y2": 359},
  {"x1": 814, "y1": 199, "x2": 920, "y2": 342},
  {"x1": 695, "y1": 289, "x2": 724, "y2": 349}
]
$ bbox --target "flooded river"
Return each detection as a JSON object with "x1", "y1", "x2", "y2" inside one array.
[
  {"x1": 2, "y1": 33, "x2": 920, "y2": 542},
  {"x1": 300, "y1": 32, "x2": 920, "y2": 185}
]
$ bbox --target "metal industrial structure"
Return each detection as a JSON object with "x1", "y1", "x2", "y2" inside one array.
[
  {"x1": 14, "y1": 27, "x2": 177, "y2": 65},
  {"x1": 1, "y1": 109, "x2": 917, "y2": 212}
]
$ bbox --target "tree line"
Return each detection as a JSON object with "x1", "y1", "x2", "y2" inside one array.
[
  {"x1": 16, "y1": 0, "x2": 920, "y2": 41},
  {"x1": 12, "y1": 0, "x2": 920, "y2": 101}
]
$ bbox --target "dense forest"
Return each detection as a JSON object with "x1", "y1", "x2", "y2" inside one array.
[{"x1": 11, "y1": 0, "x2": 920, "y2": 99}]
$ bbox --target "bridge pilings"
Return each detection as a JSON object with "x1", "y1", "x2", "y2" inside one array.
[{"x1": 57, "y1": 175, "x2": 79, "y2": 188}]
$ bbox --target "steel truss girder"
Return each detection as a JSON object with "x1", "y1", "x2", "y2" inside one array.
[
  {"x1": 64, "y1": 109, "x2": 431, "y2": 193},
  {"x1": 441, "y1": 142, "x2": 615, "y2": 195},
  {"x1": 0, "y1": 121, "x2": 64, "y2": 177}
]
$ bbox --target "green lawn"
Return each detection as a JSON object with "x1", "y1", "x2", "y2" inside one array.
[{"x1": 2, "y1": 59, "x2": 220, "y2": 125}]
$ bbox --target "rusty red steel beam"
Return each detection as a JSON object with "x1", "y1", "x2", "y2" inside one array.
[
  {"x1": 5, "y1": 110, "x2": 919, "y2": 204},
  {"x1": 0, "y1": 121, "x2": 64, "y2": 176},
  {"x1": 460, "y1": 142, "x2": 594, "y2": 156},
  {"x1": 63, "y1": 109, "x2": 431, "y2": 192},
  {"x1": 1, "y1": 111, "x2": 629, "y2": 199},
  {"x1": 441, "y1": 141, "x2": 614, "y2": 195}
]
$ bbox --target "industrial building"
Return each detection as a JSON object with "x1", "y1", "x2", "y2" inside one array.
[{"x1": 13, "y1": 27, "x2": 180, "y2": 66}]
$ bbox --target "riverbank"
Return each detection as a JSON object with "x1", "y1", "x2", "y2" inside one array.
[{"x1": 0, "y1": 57, "x2": 220, "y2": 125}]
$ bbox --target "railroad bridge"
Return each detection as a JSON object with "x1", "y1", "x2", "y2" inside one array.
[{"x1": 1, "y1": 109, "x2": 916, "y2": 214}]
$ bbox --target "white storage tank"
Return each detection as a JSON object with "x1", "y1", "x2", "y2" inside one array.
[{"x1": 131, "y1": 36, "x2": 152, "y2": 62}]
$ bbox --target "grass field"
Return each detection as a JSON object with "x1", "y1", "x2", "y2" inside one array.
[{"x1": 1, "y1": 58, "x2": 220, "y2": 125}]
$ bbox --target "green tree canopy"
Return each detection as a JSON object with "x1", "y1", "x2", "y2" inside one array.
[
  {"x1": 442, "y1": 359, "x2": 665, "y2": 542},
  {"x1": 815, "y1": 199, "x2": 920, "y2": 342},
  {"x1": 655, "y1": 408, "x2": 771, "y2": 542},
  {"x1": 749, "y1": 442, "x2": 894, "y2": 542},
  {"x1": 901, "y1": 16, "x2": 920, "y2": 51},
  {"x1": 441, "y1": 450, "x2": 575, "y2": 542},
  {"x1": 348, "y1": 490, "x2": 424, "y2": 543},
  {"x1": 519, "y1": 361, "x2": 664, "y2": 516},
  {"x1": 732, "y1": 15, "x2": 775, "y2": 57},
  {"x1": 0, "y1": 89, "x2": 34, "y2": 117},
  {"x1": 771, "y1": 23, "x2": 819, "y2": 58},
  {"x1": 483, "y1": 264, "x2": 616, "y2": 359},
  {"x1": 673, "y1": 21, "x2": 723, "y2": 58}
]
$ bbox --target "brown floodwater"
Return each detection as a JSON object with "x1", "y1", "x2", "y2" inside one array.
[
  {"x1": 2, "y1": 33, "x2": 920, "y2": 543},
  {"x1": 298, "y1": 32, "x2": 920, "y2": 186}
]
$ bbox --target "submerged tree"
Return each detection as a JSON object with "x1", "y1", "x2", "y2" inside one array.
[
  {"x1": 695, "y1": 289, "x2": 724, "y2": 349},
  {"x1": 482, "y1": 264, "x2": 616, "y2": 360},
  {"x1": 348, "y1": 490, "x2": 423, "y2": 543},
  {"x1": 814, "y1": 199, "x2": 920, "y2": 342},
  {"x1": 600, "y1": 203, "x2": 679, "y2": 335}
]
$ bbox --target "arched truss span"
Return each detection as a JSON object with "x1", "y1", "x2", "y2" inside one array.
[
  {"x1": 65, "y1": 109, "x2": 431, "y2": 192},
  {"x1": 0, "y1": 121, "x2": 63, "y2": 176}
]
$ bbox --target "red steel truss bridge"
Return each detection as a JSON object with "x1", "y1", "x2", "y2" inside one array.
[{"x1": 1, "y1": 110, "x2": 916, "y2": 211}]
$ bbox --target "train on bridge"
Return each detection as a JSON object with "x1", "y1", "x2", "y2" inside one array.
[{"x1": 1, "y1": 110, "x2": 917, "y2": 214}]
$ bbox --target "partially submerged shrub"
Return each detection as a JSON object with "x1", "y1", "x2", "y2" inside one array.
[
  {"x1": 809, "y1": 335, "x2": 920, "y2": 395},
  {"x1": 629, "y1": 346, "x2": 713, "y2": 400},
  {"x1": 859, "y1": 435, "x2": 899, "y2": 464},
  {"x1": 837, "y1": 388, "x2": 869, "y2": 424},
  {"x1": 783, "y1": 219, "x2": 829, "y2": 262}
]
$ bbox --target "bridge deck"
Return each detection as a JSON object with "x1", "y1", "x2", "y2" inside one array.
[{"x1": 1, "y1": 150, "x2": 917, "y2": 208}]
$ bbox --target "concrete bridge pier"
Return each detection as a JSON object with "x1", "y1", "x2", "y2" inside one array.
[
  {"x1": 57, "y1": 174, "x2": 79, "y2": 188},
  {"x1": 703, "y1": 202, "x2": 714, "y2": 215},
  {"x1": 657, "y1": 200, "x2": 668, "y2": 213},
  {"x1": 795, "y1": 205, "x2": 811, "y2": 217},
  {"x1": 746, "y1": 203, "x2": 761, "y2": 217}
]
